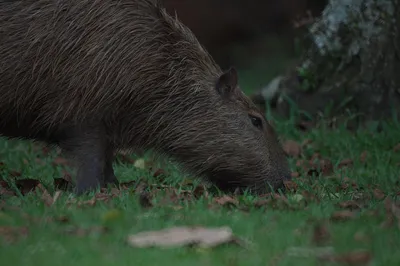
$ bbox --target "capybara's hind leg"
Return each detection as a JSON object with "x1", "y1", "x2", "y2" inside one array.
[{"x1": 59, "y1": 125, "x2": 109, "y2": 195}]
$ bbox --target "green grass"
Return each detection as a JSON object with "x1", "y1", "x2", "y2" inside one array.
[{"x1": 1, "y1": 114, "x2": 399, "y2": 266}]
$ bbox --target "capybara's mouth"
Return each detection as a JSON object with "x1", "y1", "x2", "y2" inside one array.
[{"x1": 206, "y1": 169, "x2": 289, "y2": 195}]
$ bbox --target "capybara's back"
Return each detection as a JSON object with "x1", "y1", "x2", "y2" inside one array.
[{"x1": 0, "y1": 0, "x2": 291, "y2": 194}]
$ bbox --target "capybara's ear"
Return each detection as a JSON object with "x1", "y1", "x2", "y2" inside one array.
[{"x1": 216, "y1": 67, "x2": 238, "y2": 98}]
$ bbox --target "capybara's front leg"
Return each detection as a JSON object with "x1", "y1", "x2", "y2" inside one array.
[{"x1": 59, "y1": 125, "x2": 109, "y2": 195}]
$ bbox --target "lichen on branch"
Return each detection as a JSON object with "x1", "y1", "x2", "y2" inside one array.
[{"x1": 309, "y1": 0, "x2": 395, "y2": 57}]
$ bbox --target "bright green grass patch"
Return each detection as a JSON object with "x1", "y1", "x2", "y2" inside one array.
[{"x1": 1, "y1": 115, "x2": 400, "y2": 266}]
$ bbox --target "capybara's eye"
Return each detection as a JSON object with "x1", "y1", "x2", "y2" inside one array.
[{"x1": 249, "y1": 114, "x2": 263, "y2": 129}]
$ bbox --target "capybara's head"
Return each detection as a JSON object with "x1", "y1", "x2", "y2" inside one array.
[{"x1": 161, "y1": 66, "x2": 291, "y2": 194}]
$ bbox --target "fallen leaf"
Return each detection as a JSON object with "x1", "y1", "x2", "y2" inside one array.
[
  {"x1": 67, "y1": 197, "x2": 97, "y2": 208},
  {"x1": 373, "y1": 188, "x2": 385, "y2": 200},
  {"x1": 9, "y1": 170, "x2": 21, "y2": 177},
  {"x1": 393, "y1": 143, "x2": 400, "y2": 152},
  {"x1": 301, "y1": 138, "x2": 313, "y2": 147},
  {"x1": 41, "y1": 146, "x2": 51, "y2": 156},
  {"x1": 301, "y1": 190, "x2": 320, "y2": 203},
  {"x1": 109, "y1": 187, "x2": 120, "y2": 197},
  {"x1": 0, "y1": 182, "x2": 16, "y2": 198},
  {"x1": 330, "y1": 210, "x2": 356, "y2": 221},
  {"x1": 34, "y1": 158, "x2": 46, "y2": 165},
  {"x1": 312, "y1": 222, "x2": 331, "y2": 246},
  {"x1": 320, "y1": 250, "x2": 372, "y2": 265},
  {"x1": 116, "y1": 154, "x2": 136, "y2": 164},
  {"x1": 36, "y1": 184, "x2": 53, "y2": 207},
  {"x1": 381, "y1": 197, "x2": 396, "y2": 228},
  {"x1": 291, "y1": 172, "x2": 300, "y2": 178},
  {"x1": 52, "y1": 157, "x2": 70, "y2": 166},
  {"x1": 52, "y1": 191, "x2": 62, "y2": 204},
  {"x1": 337, "y1": 158, "x2": 353, "y2": 169},
  {"x1": 309, "y1": 158, "x2": 333, "y2": 176},
  {"x1": 153, "y1": 169, "x2": 165, "y2": 178},
  {"x1": 94, "y1": 192, "x2": 112, "y2": 202},
  {"x1": 284, "y1": 180, "x2": 298, "y2": 192},
  {"x1": 282, "y1": 140, "x2": 302, "y2": 158},
  {"x1": 193, "y1": 184, "x2": 209, "y2": 199},
  {"x1": 120, "y1": 180, "x2": 138, "y2": 189},
  {"x1": 391, "y1": 201, "x2": 400, "y2": 229},
  {"x1": 0, "y1": 226, "x2": 29, "y2": 244},
  {"x1": 310, "y1": 153, "x2": 322, "y2": 162},
  {"x1": 338, "y1": 200, "x2": 361, "y2": 210},
  {"x1": 127, "y1": 226, "x2": 239, "y2": 248},
  {"x1": 214, "y1": 195, "x2": 239, "y2": 207},
  {"x1": 354, "y1": 231, "x2": 369, "y2": 242},
  {"x1": 55, "y1": 215, "x2": 69, "y2": 224},
  {"x1": 359, "y1": 151, "x2": 368, "y2": 163}
]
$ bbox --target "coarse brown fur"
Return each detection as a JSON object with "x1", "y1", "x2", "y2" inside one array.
[{"x1": 0, "y1": 0, "x2": 291, "y2": 194}]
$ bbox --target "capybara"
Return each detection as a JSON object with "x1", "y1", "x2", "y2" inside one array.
[{"x1": 0, "y1": 0, "x2": 291, "y2": 195}]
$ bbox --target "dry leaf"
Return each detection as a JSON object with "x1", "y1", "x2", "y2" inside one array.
[
  {"x1": 338, "y1": 200, "x2": 361, "y2": 210},
  {"x1": 36, "y1": 184, "x2": 53, "y2": 207},
  {"x1": 354, "y1": 231, "x2": 369, "y2": 242},
  {"x1": 55, "y1": 215, "x2": 69, "y2": 224},
  {"x1": 52, "y1": 157, "x2": 70, "y2": 166},
  {"x1": 330, "y1": 210, "x2": 356, "y2": 221},
  {"x1": 127, "y1": 226, "x2": 238, "y2": 248},
  {"x1": 116, "y1": 154, "x2": 136, "y2": 164},
  {"x1": 291, "y1": 172, "x2": 300, "y2": 178},
  {"x1": 381, "y1": 197, "x2": 398, "y2": 228},
  {"x1": 373, "y1": 188, "x2": 385, "y2": 200},
  {"x1": 301, "y1": 190, "x2": 320, "y2": 203},
  {"x1": 284, "y1": 180, "x2": 298, "y2": 192},
  {"x1": 391, "y1": 202, "x2": 400, "y2": 229},
  {"x1": 52, "y1": 191, "x2": 62, "y2": 204},
  {"x1": 9, "y1": 170, "x2": 21, "y2": 177},
  {"x1": 319, "y1": 159, "x2": 334, "y2": 176},
  {"x1": 301, "y1": 138, "x2": 313, "y2": 147},
  {"x1": 393, "y1": 143, "x2": 400, "y2": 152},
  {"x1": 312, "y1": 222, "x2": 330, "y2": 246},
  {"x1": 337, "y1": 158, "x2": 354, "y2": 169},
  {"x1": 253, "y1": 199, "x2": 272, "y2": 208},
  {"x1": 193, "y1": 184, "x2": 209, "y2": 199},
  {"x1": 282, "y1": 140, "x2": 302, "y2": 158},
  {"x1": 359, "y1": 151, "x2": 368, "y2": 163},
  {"x1": 0, "y1": 226, "x2": 29, "y2": 244},
  {"x1": 214, "y1": 195, "x2": 239, "y2": 207},
  {"x1": 320, "y1": 250, "x2": 372, "y2": 265},
  {"x1": 153, "y1": 169, "x2": 166, "y2": 178},
  {"x1": 0, "y1": 182, "x2": 16, "y2": 198},
  {"x1": 67, "y1": 197, "x2": 97, "y2": 208},
  {"x1": 94, "y1": 192, "x2": 113, "y2": 202}
]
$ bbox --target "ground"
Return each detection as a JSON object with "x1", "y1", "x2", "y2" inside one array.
[{"x1": 1, "y1": 62, "x2": 400, "y2": 265}]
